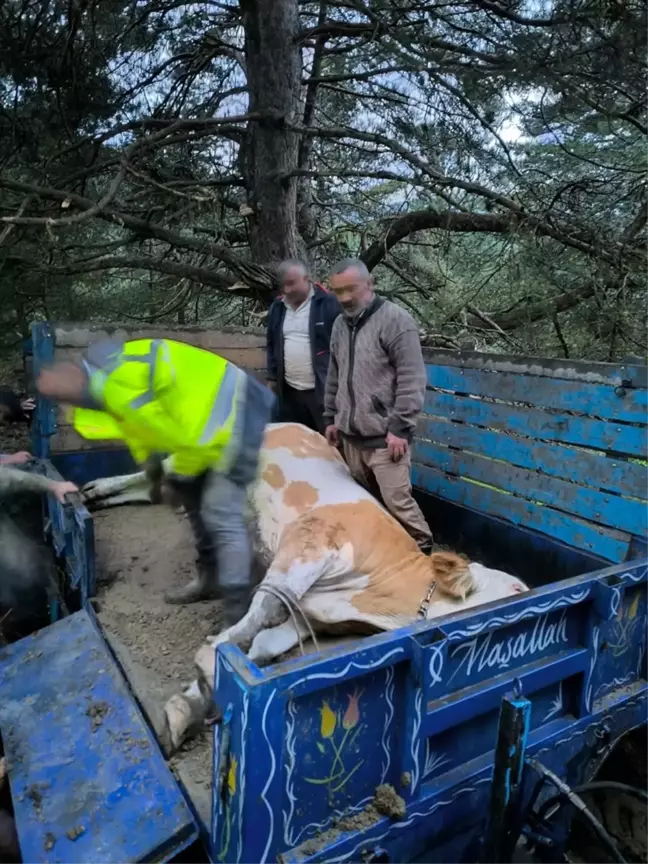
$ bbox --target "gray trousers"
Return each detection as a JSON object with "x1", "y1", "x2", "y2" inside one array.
[
  {"x1": 174, "y1": 373, "x2": 274, "y2": 591},
  {"x1": 183, "y1": 472, "x2": 250, "y2": 590}
]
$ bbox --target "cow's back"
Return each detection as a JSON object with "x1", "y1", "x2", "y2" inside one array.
[{"x1": 252, "y1": 424, "x2": 381, "y2": 554}]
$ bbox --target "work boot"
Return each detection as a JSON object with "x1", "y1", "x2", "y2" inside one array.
[
  {"x1": 221, "y1": 585, "x2": 250, "y2": 629},
  {"x1": 164, "y1": 561, "x2": 220, "y2": 605}
]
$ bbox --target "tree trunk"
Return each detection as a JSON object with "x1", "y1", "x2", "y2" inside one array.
[{"x1": 241, "y1": 0, "x2": 303, "y2": 266}]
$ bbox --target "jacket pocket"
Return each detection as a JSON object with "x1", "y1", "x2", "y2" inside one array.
[{"x1": 371, "y1": 395, "x2": 388, "y2": 417}]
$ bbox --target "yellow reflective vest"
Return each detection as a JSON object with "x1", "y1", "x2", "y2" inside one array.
[{"x1": 73, "y1": 338, "x2": 246, "y2": 477}]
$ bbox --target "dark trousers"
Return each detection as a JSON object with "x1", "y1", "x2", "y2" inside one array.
[{"x1": 277, "y1": 383, "x2": 325, "y2": 435}]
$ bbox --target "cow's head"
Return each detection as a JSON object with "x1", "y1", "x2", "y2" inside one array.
[{"x1": 429, "y1": 551, "x2": 475, "y2": 601}]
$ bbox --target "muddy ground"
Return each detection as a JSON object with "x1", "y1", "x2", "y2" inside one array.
[
  {"x1": 92, "y1": 505, "x2": 224, "y2": 819},
  {"x1": 93, "y1": 505, "x2": 225, "y2": 686}
]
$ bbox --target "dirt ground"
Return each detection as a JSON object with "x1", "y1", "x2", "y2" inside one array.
[
  {"x1": 92, "y1": 505, "x2": 224, "y2": 813},
  {"x1": 93, "y1": 505, "x2": 225, "y2": 687}
]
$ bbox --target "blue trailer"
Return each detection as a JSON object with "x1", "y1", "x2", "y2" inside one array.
[{"x1": 0, "y1": 322, "x2": 645, "y2": 864}]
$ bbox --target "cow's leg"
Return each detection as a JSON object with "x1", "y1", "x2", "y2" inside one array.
[
  {"x1": 163, "y1": 552, "x2": 328, "y2": 751},
  {"x1": 162, "y1": 680, "x2": 209, "y2": 755},
  {"x1": 82, "y1": 471, "x2": 149, "y2": 506},
  {"x1": 205, "y1": 555, "x2": 326, "y2": 655},
  {"x1": 89, "y1": 488, "x2": 154, "y2": 509},
  {"x1": 247, "y1": 617, "x2": 311, "y2": 666}
]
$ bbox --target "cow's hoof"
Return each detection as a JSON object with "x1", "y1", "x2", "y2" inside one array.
[{"x1": 162, "y1": 695, "x2": 196, "y2": 756}]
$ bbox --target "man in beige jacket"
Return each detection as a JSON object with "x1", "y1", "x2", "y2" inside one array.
[{"x1": 323, "y1": 258, "x2": 433, "y2": 552}]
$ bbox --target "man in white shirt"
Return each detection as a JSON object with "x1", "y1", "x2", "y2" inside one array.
[{"x1": 266, "y1": 260, "x2": 340, "y2": 434}]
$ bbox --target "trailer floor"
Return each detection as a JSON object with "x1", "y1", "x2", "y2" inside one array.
[{"x1": 92, "y1": 505, "x2": 222, "y2": 827}]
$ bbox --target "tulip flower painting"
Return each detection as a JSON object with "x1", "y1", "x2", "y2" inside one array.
[
  {"x1": 217, "y1": 755, "x2": 238, "y2": 860},
  {"x1": 306, "y1": 687, "x2": 365, "y2": 803}
]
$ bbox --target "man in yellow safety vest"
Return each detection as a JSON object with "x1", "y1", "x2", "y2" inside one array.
[{"x1": 36, "y1": 337, "x2": 275, "y2": 623}]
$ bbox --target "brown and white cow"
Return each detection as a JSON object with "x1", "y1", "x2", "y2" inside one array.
[{"x1": 82, "y1": 423, "x2": 529, "y2": 752}]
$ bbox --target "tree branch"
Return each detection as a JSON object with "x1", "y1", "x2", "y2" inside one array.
[
  {"x1": 0, "y1": 177, "x2": 273, "y2": 292},
  {"x1": 361, "y1": 209, "x2": 512, "y2": 270},
  {"x1": 39, "y1": 255, "x2": 236, "y2": 293},
  {"x1": 465, "y1": 282, "x2": 598, "y2": 332}
]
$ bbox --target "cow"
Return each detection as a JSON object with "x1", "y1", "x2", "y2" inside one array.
[{"x1": 81, "y1": 422, "x2": 529, "y2": 753}]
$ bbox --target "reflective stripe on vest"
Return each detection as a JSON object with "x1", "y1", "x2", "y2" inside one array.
[
  {"x1": 127, "y1": 340, "x2": 172, "y2": 410},
  {"x1": 86, "y1": 338, "x2": 167, "y2": 407},
  {"x1": 198, "y1": 361, "x2": 244, "y2": 445}
]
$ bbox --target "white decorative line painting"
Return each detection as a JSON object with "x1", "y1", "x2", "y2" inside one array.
[
  {"x1": 409, "y1": 689, "x2": 423, "y2": 794},
  {"x1": 424, "y1": 743, "x2": 452, "y2": 778},
  {"x1": 380, "y1": 666, "x2": 396, "y2": 784},
  {"x1": 445, "y1": 589, "x2": 589, "y2": 644},
  {"x1": 584, "y1": 625, "x2": 600, "y2": 713},
  {"x1": 289, "y1": 647, "x2": 405, "y2": 691},
  {"x1": 428, "y1": 642, "x2": 444, "y2": 687},
  {"x1": 236, "y1": 691, "x2": 250, "y2": 864},
  {"x1": 282, "y1": 700, "x2": 299, "y2": 848},
  {"x1": 259, "y1": 689, "x2": 278, "y2": 864},
  {"x1": 543, "y1": 681, "x2": 564, "y2": 722}
]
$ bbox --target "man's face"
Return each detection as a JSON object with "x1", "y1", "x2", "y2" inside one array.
[
  {"x1": 36, "y1": 363, "x2": 88, "y2": 406},
  {"x1": 329, "y1": 267, "x2": 373, "y2": 316},
  {"x1": 281, "y1": 267, "x2": 310, "y2": 308}
]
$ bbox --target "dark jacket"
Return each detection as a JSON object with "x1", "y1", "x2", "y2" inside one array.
[{"x1": 266, "y1": 284, "x2": 340, "y2": 404}]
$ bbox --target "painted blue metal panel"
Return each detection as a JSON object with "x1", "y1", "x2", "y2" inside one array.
[
  {"x1": 421, "y1": 348, "x2": 648, "y2": 389},
  {"x1": 417, "y1": 417, "x2": 647, "y2": 501},
  {"x1": 52, "y1": 447, "x2": 137, "y2": 487},
  {"x1": 30, "y1": 322, "x2": 57, "y2": 460},
  {"x1": 0, "y1": 609, "x2": 198, "y2": 863},
  {"x1": 412, "y1": 463, "x2": 631, "y2": 562},
  {"x1": 426, "y1": 363, "x2": 647, "y2": 423},
  {"x1": 206, "y1": 560, "x2": 646, "y2": 863},
  {"x1": 415, "y1": 488, "x2": 609, "y2": 583},
  {"x1": 414, "y1": 440, "x2": 647, "y2": 537},
  {"x1": 423, "y1": 391, "x2": 648, "y2": 458}
]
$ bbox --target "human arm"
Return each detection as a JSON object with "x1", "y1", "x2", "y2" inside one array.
[
  {"x1": 386, "y1": 325, "x2": 427, "y2": 442},
  {"x1": 0, "y1": 466, "x2": 78, "y2": 502},
  {"x1": 322, "y1": 324, "x2": 340, "y2": 429},
  {"x1": 0, "y1": 452, "x2": 32, "y2": 465}
]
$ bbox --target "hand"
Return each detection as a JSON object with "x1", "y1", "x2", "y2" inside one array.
[
  {"x1": 266, "y1": 380, "x2": 277, "y2": 392},
  {"x1": 386, "y1": 432, "x2": 408, "y2": 462},
  {"x1": 20, "y1": 397, "x2": 35, "y2": 413},
  {"x1": 325, "y1": 425, "x2": 339, "y2": 447},
  {"x1": 48, "y1": 480, "x2": 79, "y2": 504},
  {"x1": 1, "y1": 451, "x2": 32, "y2": 465}
]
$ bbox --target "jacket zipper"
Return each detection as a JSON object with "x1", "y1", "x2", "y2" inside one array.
[{"x1": 347, "y1": 322, "x2": 359, "y2": 434}]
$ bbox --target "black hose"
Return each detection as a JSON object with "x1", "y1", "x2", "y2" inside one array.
[
  {"x1": 526, "y1": 758, "x2": 628, "y2": 864},
  {"x1": 538, "y1": 781, "x2": 648, "y2": 822},
  {"x1": 572, "y1": 782, "x2": 648, "y2": 803}
]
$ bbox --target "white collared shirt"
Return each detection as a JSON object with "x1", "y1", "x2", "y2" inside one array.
[{"x1": 283, "y1": 287, "x2": 315, "y2": 390}]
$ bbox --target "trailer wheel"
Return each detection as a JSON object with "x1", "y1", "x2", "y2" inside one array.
[
  {"x1": 565, "y1": 726, "x2": 647, "y2": 864},
  {"x1": 569, "y1": 789, "x2": 648, "y2": 864}
]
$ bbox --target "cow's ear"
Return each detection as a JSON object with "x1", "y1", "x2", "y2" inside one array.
[{"x1": 430, "y1": 552, "x2": 475, "y2": 601}]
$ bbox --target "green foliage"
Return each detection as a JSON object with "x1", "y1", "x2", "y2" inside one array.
[{"x1": 0, "y1": 0, "x2": 645, "y2": 362}]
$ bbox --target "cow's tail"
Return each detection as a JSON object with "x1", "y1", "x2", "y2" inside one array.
[{"x1": 430, "y1": 551, "x2": 475, "y2": 601}]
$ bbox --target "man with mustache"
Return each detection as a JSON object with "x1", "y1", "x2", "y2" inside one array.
[{"x1": 323, "y1": 258, "x2": 433, "y2": 553}]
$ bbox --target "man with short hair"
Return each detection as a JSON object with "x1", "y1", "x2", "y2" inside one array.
[
  {"x1": 266, "y1": 260, "x2": 340, "y2": 434},
  {"x1": 324, "y1": 258, "x2": 433, "y2": 552}
]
